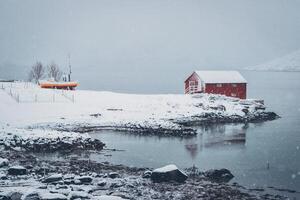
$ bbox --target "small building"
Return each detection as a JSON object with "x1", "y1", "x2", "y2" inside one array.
[{"x1": 184, "y1": 70, "x2": 247, "y2": 99}]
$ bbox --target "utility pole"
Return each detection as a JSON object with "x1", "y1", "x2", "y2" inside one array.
[{"x1": 68, "y1": 54, "x2": 72, "y2": 82}]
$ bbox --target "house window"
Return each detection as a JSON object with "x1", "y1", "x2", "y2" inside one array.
[
  {"x1": 216, "y1": 84, "x2": 222, "y2": 87},
  {"x1": 231, "y1": 93, "x2": 237, "y2": 97},
  {"x1": 232, "y1": 84, "x2": 237, "y2": 87}
]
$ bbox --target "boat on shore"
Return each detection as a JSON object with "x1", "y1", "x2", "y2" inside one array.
[{"x1": 39, "y1": 81, "x2": 78, "y2": 90}]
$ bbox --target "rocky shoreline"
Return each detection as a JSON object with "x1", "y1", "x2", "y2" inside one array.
[
  {"x1": 36, "y1": 110, "x2": 280, "y2": 138},
  {"x1": 0, "y1": 134, "x2": 105, "y2": 153},
  {"x1": 0, "y1": 147, "x2": 288, "y2": 200}
]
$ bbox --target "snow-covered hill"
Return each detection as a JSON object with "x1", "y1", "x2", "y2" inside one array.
[{"x1": 246, "y1": 49, "x2": 300, "y2": 72}]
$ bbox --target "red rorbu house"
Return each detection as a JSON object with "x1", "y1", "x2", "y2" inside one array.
[{"x1": 184, "y1": 71, "x2": 247, "y2": 99}]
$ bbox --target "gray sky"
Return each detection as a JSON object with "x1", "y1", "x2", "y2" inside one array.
[{"x1": 0, "y1": 0, "x2": 300, "y2": 92}]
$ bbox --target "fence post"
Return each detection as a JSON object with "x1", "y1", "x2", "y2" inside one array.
[
  {"x1": 72, "y1": 94, "x2": 74, "y2": 103},
  {"x1": 53, "y1": 93, "x2": 55, "y2": 102},
  {"x1": 35, "y1": 94, "x2": 37, "y2": 102}
]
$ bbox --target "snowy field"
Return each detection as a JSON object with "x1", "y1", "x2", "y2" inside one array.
[{"x1": 0, "y1": 82, "x2": 274, "y2": 143}]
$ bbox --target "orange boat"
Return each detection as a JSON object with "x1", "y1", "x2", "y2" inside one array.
[{"x1": 39, "y1": 81, "x2": 79, "y2": 90}]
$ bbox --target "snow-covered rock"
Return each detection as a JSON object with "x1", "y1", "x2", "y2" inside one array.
[
  {"x1": 40, "y1": 193, "x2": 67, "y2": 200},
  {"x1": 0, "y1": 158, "x2": 9, "y2": 167},
  {"x1": 8, "y1": 165, "x2": 27, "y2": 175},
  {"x1": 108, "y1": 172, "x2": 119, "y2": 179},
  {"x1": 151, "y1": 164, "x2": 188, "y2": 183},
  {"x1": 68, "y1": 191, "x2": 91, "y2": 200},
  {"x1": 95, "y1": 195, "x2": 125, "y2": 200},
  {"x1": 43, "y1": 174, "x2": 63, "y2": 183},
  {"x1": 75, "y1": 176, "x2": 93, "y2": 184}
]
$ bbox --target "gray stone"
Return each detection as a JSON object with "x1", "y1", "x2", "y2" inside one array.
[
  {"x1": 142, "y1": 170, "x2": 152, "y2": 178},
  {"x1": 108, "y1": 172, "x2": 119, "y2": 179},
  {"x1": 8, "y1": 166, "x2": 27, "y2": 176},
  {"x1": 43, "y1": 174, "x2": 63, "y2": 183},
  {"x1": 151, "y1": 164, "x2": 188, "y2": 183},
  {"x1": 204, "y1": 168, "x2": 234, "y2": 183}
]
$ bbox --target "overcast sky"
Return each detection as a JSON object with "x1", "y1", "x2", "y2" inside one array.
[{"x1": 0, "y1": 0, "x2": 300, "y2": 92}]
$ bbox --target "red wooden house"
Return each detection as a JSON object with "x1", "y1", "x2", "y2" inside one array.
[{"x1": 184, "y1": 71, "x2": 247, "y2": 99}]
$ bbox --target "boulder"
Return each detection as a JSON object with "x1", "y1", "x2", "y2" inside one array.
[
  {"x1": 204, "y1": 168, "x2": 234, "y2": 183},
  {"x1": 40, "y1": 193, "x2": 67, "y2": 200},
  {"x1": 8, "y1": 166, "x2": 27, "y2": 176},
  {"x1": 68, "y1": 191, "x2": 90, "y2": 200},
  {"x1": 108, "y1": 172, "x2": 119, "y2": 179},
  {"x1": 0, "y1": 158, "x2": 9, "y2": 168},
  {"x1": 97, "y1": 180, "x2": 107, "y2": 187},
  {"x1": 43, "y1": 174, "x2": 63, "y2": 183},
  {"x1": 22, "y1": 192, "x2": 40, "y2": 200},
  {"x1": 142, "y1": 170, "x2": 152, "y2": 178},
  {"x1": 75, "y1": 176, "x2": 93, "y2": 184},
  {"x1": 7, "y1": 192, "x2": 22, "y2": 200},
  {"x1": 97, "y1": 196, "x2": 125, "y2": 200},
  {"x1": 0, "y1": 194, "x2": 9, "y2": 200},
  {"x1": 150, "y1": 164, "x2": 188, "y2": 183},
  {"x1": 0, "y1": 172, "x2": 7, "y2": 180}
]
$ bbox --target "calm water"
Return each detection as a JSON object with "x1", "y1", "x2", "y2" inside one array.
[{"x1": 87, "y1": 71, "x2": 300, "y2": 197}]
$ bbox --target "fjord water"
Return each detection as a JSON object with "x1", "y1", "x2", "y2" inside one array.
[{"x1": 89, "y1": 71, "x2": 300, "y2": 196}]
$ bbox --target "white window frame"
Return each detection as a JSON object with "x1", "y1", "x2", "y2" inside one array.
[
  {"x1": 232, "y1": 83, "x2": 237, "y2": 87},
  {"x1": 216, "y1": 83, "x2": 222, "y2": 87}
]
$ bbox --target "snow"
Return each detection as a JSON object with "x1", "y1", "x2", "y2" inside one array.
[
  {"x1": 96, "y1": 196, "x2": 125, "y2": 200},
  {"x1": 153, "y1": 164, "x2": 178, "y2": 173},
  {"x1": 0, "y1": 158, "x2": 9, "y2": 167},
  {"x1": 194, "y1": 71, "x2": 247, "y2": 83},
  {"x1": 9, "y1": 165, "x2": 26, "y2": 170},
  {"x1": 39, "y1": 193, "x2": 67, "y2": 200},
  {"x1": 246, "y1": 49, "x2": 300, "y2": 72},
  {"x1": 0, "y1": 82, "x2": 269, "y2": 140}
]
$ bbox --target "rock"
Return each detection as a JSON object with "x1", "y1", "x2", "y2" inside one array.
[
  {"x1": 108, "y1": 172, "x2": 119, "y2": 179},
  {"x1": 7, "y1": 192, "x2": 22, "y2": 200},
  {"x1": 68, "y1": 191, "x2": 90, "y2": 200},
  {"x1": 0, "y1": 194, "x2": 9, "y2": 200},
  {"x1": 0, "y1": 158, "x2": 9, "y2": 167},
  {"x1": 97, "y1": 196, "x2": 125, "y2": 200},
  {"x1": 142, "y1": 170, "x2": 152, "y2": 178},
  {"x1": 97, "y1": 180, "x2": 107, "y2": 187},
  {"x1": 22, "y1": 192, "x2": 40, "y2": 200},
  {"x1": 0, "y1": 172, "x2": 7, "y2": 180},
  {"x1": 204, "y1": 168, "x2": 234, "y2": 183},
  {"x1": 8, "y1": 166, "x2": 27, "y2": 175},
  {"x1": 150, "y1": 164, "x2": 188, "y2": 183},
  {"x1": 75, "y1": 176, "x2": 93, "y2": 184},
  {"x1": 40, "y1": 193, "x2": 67, "y2": 200},
  {"x1": 43, "y1": 174, "x2": 63, "y2": 183}
]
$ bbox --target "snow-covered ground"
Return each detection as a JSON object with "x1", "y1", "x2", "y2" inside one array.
[
  {"x1": 245, "y1": 49, "x2": 300, "y2": 72},
  {"x1": 0, "y1": 82, "x2": 275, "y2": 143}
]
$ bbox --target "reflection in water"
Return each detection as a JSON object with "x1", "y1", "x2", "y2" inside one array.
[{"x1": 184, "y1": 124, "x2": 248, "y2": 159}]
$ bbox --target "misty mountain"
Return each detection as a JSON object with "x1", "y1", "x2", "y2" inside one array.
[{"x1": 246, "y1": 49, "x2": 300, "y2": 72}]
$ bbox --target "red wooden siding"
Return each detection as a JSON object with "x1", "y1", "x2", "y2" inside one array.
[
  {"x1": 205, "y1": 83, "x2": 246, "y2": 99},
  {"x1": 184, "y1": 72, "x2": 199, "y2": 93}
]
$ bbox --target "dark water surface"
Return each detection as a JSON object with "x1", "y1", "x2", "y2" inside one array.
[{"x1": 88, "y1": 71, "x2": 300, "y2": 198}]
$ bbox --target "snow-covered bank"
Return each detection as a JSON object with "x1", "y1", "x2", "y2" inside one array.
[
  {"x1": 0, "y1": 126, "x2": 104, "y2": 152},
  {"x1": 0, "y1": 82, "x2": 278, "y2": 138}
]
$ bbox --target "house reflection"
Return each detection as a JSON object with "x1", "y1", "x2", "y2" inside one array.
[{"x1": 184, "y1": 123, "x2": 248, "y2": 159}]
